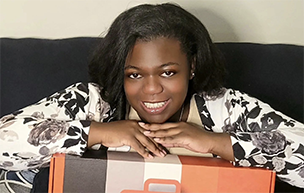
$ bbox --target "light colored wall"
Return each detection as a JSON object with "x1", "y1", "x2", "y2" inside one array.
[{"x1": 0, "y1": 0, "x2": 303, "y2": 45}]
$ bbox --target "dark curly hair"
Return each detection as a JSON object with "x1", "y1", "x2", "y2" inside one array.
[{"x1": 89, "y1": 3, "x2": 226, "y2": 120}]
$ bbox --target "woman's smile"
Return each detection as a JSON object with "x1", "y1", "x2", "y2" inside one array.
[{"x1": 141, "y1": 99, "x2": 170, "y2": 114}]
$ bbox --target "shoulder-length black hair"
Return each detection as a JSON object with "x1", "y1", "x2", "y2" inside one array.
[{"x1": 89, "y1": 3, "x2": 226, "y2": 120}]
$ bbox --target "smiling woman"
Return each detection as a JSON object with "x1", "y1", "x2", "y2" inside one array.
[{"x1": 0, "y1": 2, "x2": 304, "y2": 192}]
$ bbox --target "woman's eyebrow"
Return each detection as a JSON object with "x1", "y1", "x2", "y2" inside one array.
[
  {"x1": 124, "y1": 62, "x2": 179, "y2": 70},
  {"x1": 160, "y1": 62, "x2": 179, "y2": 68},
  {"x1": 124, "y1": 65, "x2": 139, "y2": 70}
]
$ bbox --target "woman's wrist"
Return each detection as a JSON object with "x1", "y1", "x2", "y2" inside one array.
[
  {"x1": 209, "y1": 132, "x2": 234, "y2": 161},
  {"x1": 87, "y1": 121, "x2": 106, "y2": 148}
]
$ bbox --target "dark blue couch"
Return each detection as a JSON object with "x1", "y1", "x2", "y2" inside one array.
[
  {"x1": 0, "y1": 38, "x2": 303, "y2": 192},
  {"x1": 1, "y1": 38, "x2": 303, "y2": 123}
]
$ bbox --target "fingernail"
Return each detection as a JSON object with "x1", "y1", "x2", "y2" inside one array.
[
  {"x1": 162, "y1": 150, "x2": 167, "y2": 155},
  {"x1": 160, "y1": 151, "x2": 165, "y2": 157},
  {"x1": 154, "y1": 138, "x2": 160, "y2": 141},
  {"x1": 148, "y1": 154, "x2": 154, "y2": 159},
  {"x1": 138, "y1": 122, "x2": 145, "y2": 127},
  {"x1": 143, "y1": 131, "x2": 150, "y2": 135}
]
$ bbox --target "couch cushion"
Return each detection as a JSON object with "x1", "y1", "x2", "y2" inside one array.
[
  {"x1": 0, "y1": 37, "x2": 100, "y2": 116},
  {"x1": 1, "y1": 38, "x2": 303, "y2": 123},
  {"x1": 217, "y1": 43, "x2": 303, "y2": 123}
]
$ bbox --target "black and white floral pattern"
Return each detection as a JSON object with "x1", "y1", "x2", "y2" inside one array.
[
  {"x1": 28, "y1": 119, "x2": 69, "y2": 146},
  {"x1": 0, "y1": 83, "x2": 113, "y2": 192},
  {"x1": 215, "y1": 90, "x2": 304, "y2": 188},
  {"x1": 0, "y1": 82, "x2": 303, "y2": 190}
]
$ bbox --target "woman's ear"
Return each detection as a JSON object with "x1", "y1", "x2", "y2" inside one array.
[
  {"x1": 190, "y1": 58, "x2": 196, "y2": 80},
  {"x1": 190, "y1": 70, "x2": 195, "y2": 80}
]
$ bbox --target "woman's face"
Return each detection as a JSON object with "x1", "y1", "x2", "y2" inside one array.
[{"x1": 124, "y1": 37, "x2": 192, "y2": 123}]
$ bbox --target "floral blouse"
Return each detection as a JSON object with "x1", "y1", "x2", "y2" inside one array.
[{"x1": 0, "y1": 82, "x2": 303, "y2": 189}]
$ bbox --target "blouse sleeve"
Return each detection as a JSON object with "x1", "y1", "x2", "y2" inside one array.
[
  {"x1": 0, "y1": 82, "x2": 111, "y2": 171},
  {"x1": 220, "y1": 89, "x2": 304, "y2": 188}
]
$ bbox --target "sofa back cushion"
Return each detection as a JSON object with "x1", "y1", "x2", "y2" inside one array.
[
  {"x1": 217, "y1": 43, "x2": 303, "y2": 123},
  {"x1": 0, "y1": 37, "x2": 99, "y2": 115},
  {"x1": 0, "y1": 38, "x2": 303, "y2": 122}
]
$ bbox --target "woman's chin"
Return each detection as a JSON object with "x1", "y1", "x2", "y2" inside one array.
[{"x1": 140, "y1": 115, "x2": 168, "y2": 124}]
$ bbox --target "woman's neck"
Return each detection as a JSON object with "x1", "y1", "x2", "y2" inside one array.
[{"x1": 167, "y1": 97, "x2": 191, "y2": 122}]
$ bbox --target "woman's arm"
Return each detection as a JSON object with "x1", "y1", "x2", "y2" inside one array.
[
  {"x1": 221, "y1": 89, "x2": 304, "y2": 188},
  {"x1": 0, "y1": 83, "x2": 106, "y2": 170}
]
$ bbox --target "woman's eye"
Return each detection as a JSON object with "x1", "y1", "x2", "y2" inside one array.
[
  {"x1": 161, "y1": 71, "x2": 175, "y2": 77},
  {"x1": 129, "y1": 73, "x2": 142, "y2": 79}
]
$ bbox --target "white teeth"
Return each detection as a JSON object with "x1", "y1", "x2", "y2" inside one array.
[{"x1": 144, "y1": 101, "x2": 166, "y2": 109}]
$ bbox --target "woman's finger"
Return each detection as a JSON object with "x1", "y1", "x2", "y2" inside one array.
[
  {"x1": 144, "y1": 128, "x2": 181, "y2": 138},
  {"x1": 129, "y1": 138, "x2": 155, "y2": 159},
  {"x1": 154, "y1": 136, "x2": 177, "y2": 144},
  {"x1": 136, "y1": 133, "x2": 166, "y2": 157},
  {"x1": 135, "y1": 123, "x2": 167, "y2": 155},
  {"x1": 138, "y1": 122, "x2": 178, "y2": 131}
]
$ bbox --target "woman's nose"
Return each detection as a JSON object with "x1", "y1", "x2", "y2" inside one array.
[{"x1": 142, "y1": 76, "x2": 163, "y2": 95}]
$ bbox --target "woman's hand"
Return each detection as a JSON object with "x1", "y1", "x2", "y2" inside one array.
[
  {"x1": 88, "y1": 120, "x2": 166, "y2": 159},
  {"x1": 139, "y1": 122, "x2": 234, "y2": 161}
]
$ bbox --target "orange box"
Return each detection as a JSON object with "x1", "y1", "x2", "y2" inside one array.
[{"x1": 49, "y1": 151, "x2": 275, "y2": 193}]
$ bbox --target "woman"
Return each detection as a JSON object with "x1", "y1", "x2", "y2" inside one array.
[{"x1": 0, "y1": 3, "x2": 303, "y2": 190}]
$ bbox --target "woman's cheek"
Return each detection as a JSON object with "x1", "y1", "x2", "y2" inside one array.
[{"x1": 124, "y1": 80, "x2": 142, "y2": 101}]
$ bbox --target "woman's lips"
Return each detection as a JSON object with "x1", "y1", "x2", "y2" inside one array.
[{"x1": 141, "y1": 100, "x2": 169, "y2": 114}]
